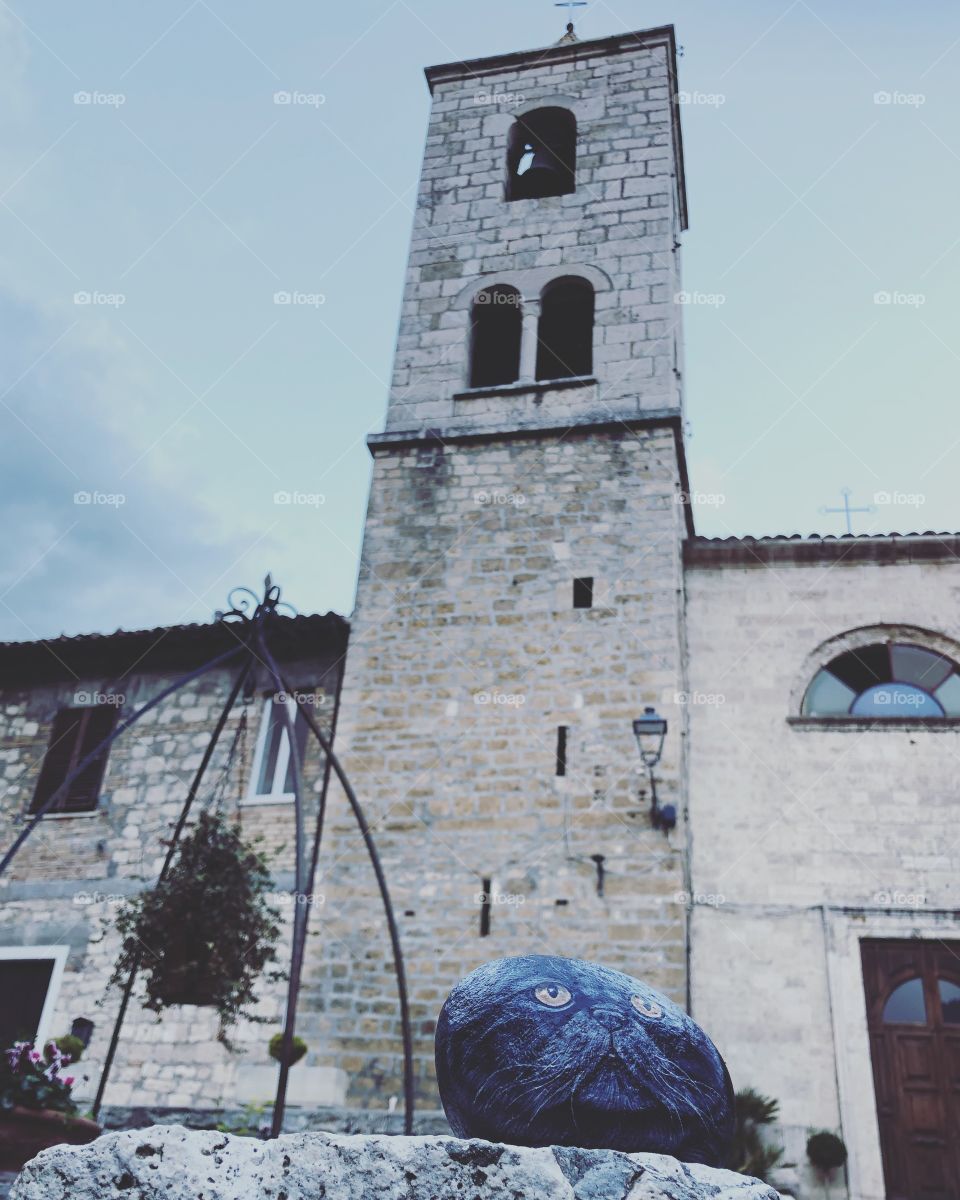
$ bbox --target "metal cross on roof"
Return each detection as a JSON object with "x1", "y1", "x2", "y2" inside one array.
[
  {"x1": 556, "y1": 0, "x2": 587, "y2": 26},
  {"x1": 821, "y1": 487, "x2": 876, "y2": 536}
]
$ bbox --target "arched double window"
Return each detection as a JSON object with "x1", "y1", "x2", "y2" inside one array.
[
  {"x1": 469, "y1": 285, "x2": 522, "y2": 389},
  {"x1": 536, "y1": 277, "x2": 594, "y2": 382},
  {"x1": 506, "y1": 108, "x2": 577, "y2": 201},
  {"x1": 802, "y1": 643, "x2": 960, "y2": 718}
]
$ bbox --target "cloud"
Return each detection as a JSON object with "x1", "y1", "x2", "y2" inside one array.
[{"x1": 0, "y1": 290, "x2": 276, "y2": 641}]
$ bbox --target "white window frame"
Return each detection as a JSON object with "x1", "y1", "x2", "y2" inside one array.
[
  {"x1": 243, "y1": 695, "x2": 300, "y2": 806},
  {"x1": 0, "y1": 945, "x2": 69, "y2": 1050}
]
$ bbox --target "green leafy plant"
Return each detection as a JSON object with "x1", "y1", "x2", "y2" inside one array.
[
  {"x1": 111, "y1": 811, "x2": 282, "y2": 1029},
  {"x1": 215, "y1": 1103, "x2": 268, "y2": 1138},
  {"x1": 728, "y1": 1087, "x2": 785, "y2": 1181},
  {"x1": 268, "y1": 1032, "x2": 308, "y2": 1067},
  {"x1": 54, "y1": 1034, "x2": 85, "y2": 1064},
  {"x1": 807, "y1": 1130, "x2": 847, "y2": 1172},
  {"x1": 0, "y1": 1041, "x2": 78, "y2": 1115}
]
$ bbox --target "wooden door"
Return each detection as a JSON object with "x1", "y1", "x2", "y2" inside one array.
[{"x1": 861, "y1": 939, "x2": 960, "y2": 1200}]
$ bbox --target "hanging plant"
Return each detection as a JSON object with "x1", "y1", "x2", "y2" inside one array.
[
  {"x1": 110, "y1": 811, "x2": 282, "y2": 1028},
  {"x1": 268, "y1": 1032, "x2": 308, "y2": 1067}
]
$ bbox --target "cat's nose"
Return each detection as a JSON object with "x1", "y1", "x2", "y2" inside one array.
[{"x1": 591, "y1": 1006, "x2": 626, "y2": 1030}]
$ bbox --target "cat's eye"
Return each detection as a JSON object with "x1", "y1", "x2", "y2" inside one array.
[
  {"x1": 534, "y1": 984, "x2": 572, "y2": 1008},
  {"x1": 631, "y1": 995, "x2": 663, "y2": 1019}
]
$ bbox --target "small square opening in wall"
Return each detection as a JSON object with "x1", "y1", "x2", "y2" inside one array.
[{"x1": 573, "y1": 577, "x2": 594, "y2": 609}]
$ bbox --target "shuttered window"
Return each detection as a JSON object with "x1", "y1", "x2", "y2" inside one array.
[{"x1": 30, "y1": 706, "x2": 118, "y2": 814}]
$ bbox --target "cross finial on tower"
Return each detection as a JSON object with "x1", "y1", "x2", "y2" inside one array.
[{"x1": 555, "y1": 0, "x2": 586, "y2": 41}]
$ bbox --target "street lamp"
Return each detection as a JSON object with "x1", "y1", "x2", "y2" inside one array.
[{"x1": 632, "y1": 706, "x2": 675, "y2": 832}]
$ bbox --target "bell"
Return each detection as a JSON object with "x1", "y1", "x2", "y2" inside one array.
[{"x1": 513, "y1": 142, "x2": 567, "y2": 199}]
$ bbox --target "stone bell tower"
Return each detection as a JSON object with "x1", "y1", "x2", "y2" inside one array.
[{"x1": 315, "y1": 23, "x2": 694, "y2": 1113}]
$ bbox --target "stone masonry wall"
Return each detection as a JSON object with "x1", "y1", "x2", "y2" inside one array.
[
  {"x1": 388, "y1": 28, "x2": 685, "y2": 433},
  {"x1": 328, "y1": 425, "x2": 690, "y2": 1110},
  {"x1": 0, "y1": 652, "x2": 340, "y2": 1110},
  {"x1": 324, "y1": 27, "x2": 693, "y2": 1113},
  {"x1": 685, "y1": 552, "x2": 960, "y2": 1200}
]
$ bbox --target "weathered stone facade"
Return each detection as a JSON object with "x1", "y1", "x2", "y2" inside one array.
[
  {"x1": 685, "y1": 536, "x2": 960, "y2": 1200},
  {"x1": 2, "y1": 22, "x2": 959, "y2": 1200},
  {"x1": 386, "y1": 25, "x2": 685, "y2": 434},
  {"x1": 330, "y1": 25, "x2": 693, "y2": 1113},
  {"x1": 330, "y1": 426, "x2": 690, "y2": 1108},
  {"x1": 0, "y1": 617, "x2": 346, "y2": 1112}
]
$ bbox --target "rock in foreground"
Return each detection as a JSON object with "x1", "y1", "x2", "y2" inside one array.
[{"x1": 11, "y1": 1125, "x2": 781, "y2": 1200}]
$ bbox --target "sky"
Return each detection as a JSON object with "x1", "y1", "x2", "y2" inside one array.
[{"x1": 0, "y1": 0, "x2": 958, "y2": 641}]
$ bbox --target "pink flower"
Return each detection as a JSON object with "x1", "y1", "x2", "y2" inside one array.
[{"x1": 62, "y1": 1076, "x2": 75, "y2": 1088}]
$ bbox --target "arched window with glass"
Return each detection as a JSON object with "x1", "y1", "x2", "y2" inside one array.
[{"x1": 802, "y1": 642, "x2": 960, "y2": 718}]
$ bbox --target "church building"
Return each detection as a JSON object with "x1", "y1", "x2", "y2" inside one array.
[{"x1": 0, "y1": 21, "x2": 957, "y2": 1200}]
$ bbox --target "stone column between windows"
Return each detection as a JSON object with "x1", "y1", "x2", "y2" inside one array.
[{"x1": 518, "y1": 296, "x2": 541, "y2": 384}]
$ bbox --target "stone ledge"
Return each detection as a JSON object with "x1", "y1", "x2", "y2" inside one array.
[
  {"x1": 368, "y1": 410, "x2": 683, "y2": 451},
  {"x1": 787, "y1": 715, "x2": 960, "y2": 731},
  {"x1": 452, "y1": 376, "x2": 598, "y2": 402},
  {"x1": 12, "y1": 1126, "x2": 781, "y2": 1200},
  {"x1": 684, "y1": 533, "x2": 960, "y2": 568}
]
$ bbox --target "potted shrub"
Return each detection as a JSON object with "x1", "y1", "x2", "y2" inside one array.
[
  {"x1": 807, "y1": 1130, "x2": 847, "y2": 1193},
  {"x1": 728, "y1": 1088, "x2": 785, "y2": 1182},
  {"x1": 0, "y1": 1041, "x2": 100, "y2": 1168},
  {"x1": 110, "y1": 812, "x2": 282, "y2": 1030}
]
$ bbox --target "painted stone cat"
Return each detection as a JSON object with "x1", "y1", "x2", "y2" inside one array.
[{"x1": 435, "y1": 955, "x2": 735, "y2": 1167}]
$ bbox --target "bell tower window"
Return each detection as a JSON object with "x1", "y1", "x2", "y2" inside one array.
[
  {"x1": 470, "y1": 285, "x2": 523, "y2": 388},
  {"x1": 506, "y1": 108, "x2": 576, "y2": 201},
  {"x1": 536, "y1": 277, "x2": 594, "y2": 381}
]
